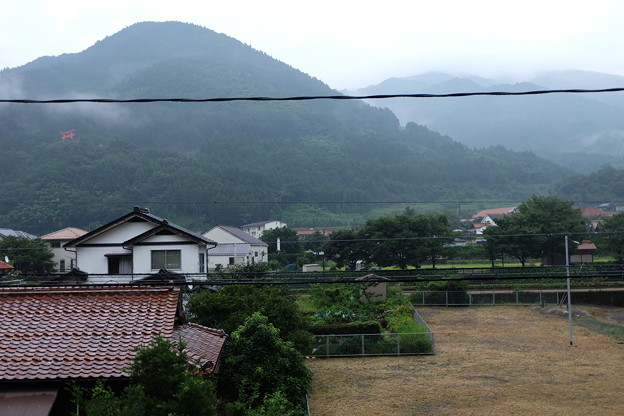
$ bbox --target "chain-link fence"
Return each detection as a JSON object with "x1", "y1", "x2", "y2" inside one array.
[
  {"x1": 309, "y1": 306, "x2": 435, "y2": 358},
  {"x1": 309, "y1": 332, "x2": 435, "y2": 357},
  {"x1": 408, "y1": 289, "x2": 624, "y2": 306}
]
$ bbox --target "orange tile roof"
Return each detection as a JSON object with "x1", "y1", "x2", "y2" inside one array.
[
  {"x1": 472, "y1": 207, "x2": 516, "y2": 219},
  {"x1": 577, "y1": 240, "x2": 597, "y2": 251},
  {"x1": 0, "y1": 286, "x2": 226, "y2": 381},
  {"x1": 0, "y1": 260, "x2": 12, "y2": 270},
  {"x1": 580, "y1": 207, "x2": 614, "y2": 218},
  {"x1": 39, "y1": 227, "x2": 88, "y2": 240}
]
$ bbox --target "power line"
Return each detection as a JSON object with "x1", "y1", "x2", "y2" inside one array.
[{"x1": 2, "y1": 87, "x2": 624, "y2": 104}]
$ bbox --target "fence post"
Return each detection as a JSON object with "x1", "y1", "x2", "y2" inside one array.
[
  {"x1": 492, "y1": 292, "x2": 495, "y2": 305},
  {"x1": 326, "y1": 335, "x2": 329, "y2": 357},
  {"x1": 445, "y1": 291, "x2": 449, "y2": 307},
  {"x1": 361, "y1": 335, "x2": 365, "y2": 356},
  {"x1": 422, "y1": 291, "x2": 425, "y2": 305},
  {"x1": 539, "y1": 290, "x2": 543, "y2": 306},
  {"x1": 397, "y1": 334, "x2": 401, "y2": 356},
  {"x1": 469, "y1": 292, "x2": 472, "y2": 305},
  {"x1": 515, "y1": 290, "x2": 519, "y2": 305}
]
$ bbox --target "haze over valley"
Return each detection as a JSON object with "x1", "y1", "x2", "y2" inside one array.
[{"x1": 1, "y1": 21, "x2": 623, "y2": 234}]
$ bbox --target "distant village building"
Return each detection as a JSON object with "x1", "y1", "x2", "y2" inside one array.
[
  {"x1": 467, "y1": 206, "x2": 516, "y2": 235},
  {"x1": 0, "y1": 228, "x2": 36, "y2": 240},
  {"x1": 580, "y1": 207, "x2": 615, "y2": 218},
  {"x1": 203, "y1": 225, "x2": 268, "y2": 269},
  {"x1": 296, "y1": 228, "x2": 336, "y2": 237},
  {"x1": 40, "y1": 227, "x2": 87, "y2": 272},
  {"x1": 471, "y1": 207, "x2": 516, "y2": 222},
  {"x1": 241, "y1": 220, "x2": 287, "y2": 238},
  {"x1": 0, "y1": 260, "x2": 13, "y2": 274},
  {"x1": 570, "y1": 240, "x2": 597, "y2": 264}
]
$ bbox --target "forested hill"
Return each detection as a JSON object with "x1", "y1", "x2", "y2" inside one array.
[
  {"x1": 0, "y1": 22, "x2": 569, "y2": 234},
  {"x1": 350, "y1": 71, "x2": 624, "y2": 172}
]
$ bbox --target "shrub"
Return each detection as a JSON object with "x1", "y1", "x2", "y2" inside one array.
[
  {"x1": 187, "y1": 285, "x2": 311, "y2": 351},
  {"x1": 219, "y1": 313, "x2": 311, "y2": 413},
  {"x1": 310, "y1": 321, "x2": 382, "y2": 335}
]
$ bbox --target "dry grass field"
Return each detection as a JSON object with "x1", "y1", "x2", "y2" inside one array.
[{"x1": 306, "y1": 305, "x2": 624, "y2": 415}]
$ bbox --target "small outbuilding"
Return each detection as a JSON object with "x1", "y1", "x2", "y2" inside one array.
[{"x1": 356, "y1": 273, "x2": 389, "y2": 302}]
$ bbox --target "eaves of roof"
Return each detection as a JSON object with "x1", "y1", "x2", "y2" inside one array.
[
  {"x1": 63, "y1": 210, "x2": 164, "y2": 248},
  {"x1": 124, "y1": 224, "x2": 217, "y2": 247}
]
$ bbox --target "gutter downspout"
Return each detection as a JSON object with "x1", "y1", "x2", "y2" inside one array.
[{"x1": 63, "y1": 245, "x2": 78, "y2": 271}]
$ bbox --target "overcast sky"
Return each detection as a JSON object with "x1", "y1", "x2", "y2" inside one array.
[{"x1": 2, "y1": 0, "x2": 624, "y2": 90}]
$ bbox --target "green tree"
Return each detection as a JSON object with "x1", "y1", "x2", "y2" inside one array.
[
  {"x1": 0, "y1": 236, "x2": 54, "y2": 273},
  {"x1": 323, "y1": 228, "x2": 366, "y2": 270},
  {"x1": 597, "y1": 212, "x2": 624, "y2": 262},
  {"x1": 360, "y1": 214, "x2": 453, "y2": 269},
  {"x1": 483, "y1": 214, "x2": 535, "y2": 266},
  {"x1": 260, "y1": 227, "x2": 303, "y2": 265},
  {"x1": 483, "y1": 196, "x2": 586, "y2": 265},
  {"x1": 364, "y1": 215, "x2": 419, "y2": 269},
  {"x1": 419, "y1": 214, "x2": 456, "y2": 268},
  {"x1": 72, "y1": 336, "x2": 217, "y2": 416},
  {"x1": 218, "y1": 312, "x2": 312, "y2": 413},
  {"x1": 187, "y1": 285, "x2": 311, "y2": 351},
  {"x1": 300, "y1": 230, "x2": 329, "y2": 252}
]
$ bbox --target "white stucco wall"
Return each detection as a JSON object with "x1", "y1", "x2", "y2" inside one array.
[
  {"x1": 47, "y1": 244, "x2": 77, "y2": 272},
  {"x1": 75, "y1": 221, "x2": 207, "y2": 275},
  {"x1": 203, "y1": 227, "x2": 244, "y2": 244}
]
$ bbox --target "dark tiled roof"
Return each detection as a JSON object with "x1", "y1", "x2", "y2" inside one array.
[
  {"x1": 64, "y1": 207, "x2": 215, "y2": 248},
  {"x1": 123, "y1": 224, "x2": 216, "y2": 247},
  {"x1": 0, "y1": 286, "x2": 226, "y2": 381},
  {"x1": 172, "y1": 323, "x2": 227, "y2": 374},
  {"x1": 0, "y1": 229, "x2": 37, "y2": 239},
  {"x1": 207, "y1": 243, "x2": 251, "y2": 256},
  {"x1": 212, "y1": 225, "x2": 267, "y2": 245}
]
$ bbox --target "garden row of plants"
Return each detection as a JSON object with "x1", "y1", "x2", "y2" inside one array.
[{"x1": 301, "y1": 283, "x2": 434, "y2": 356}]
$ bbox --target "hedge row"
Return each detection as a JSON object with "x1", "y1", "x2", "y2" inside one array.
[{"x1": 309, "y1": 321, "x2": 382, "y2": 335}]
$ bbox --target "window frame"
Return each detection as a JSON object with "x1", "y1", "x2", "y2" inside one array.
[{"x1": 151, "y1": 249, "x2": 182, "y2": 270}]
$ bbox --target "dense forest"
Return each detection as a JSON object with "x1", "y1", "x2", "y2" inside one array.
[{"x1": 0, "y1": 21, "x2": 615, "y2": 235}]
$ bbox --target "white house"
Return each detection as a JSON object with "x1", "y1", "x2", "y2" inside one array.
[
  {"x1": 63, "y1": 207, "x2": 216, "y2": 283},
  {"x1": 203, "y1": 225, "x2": 268, "y2": 270},
  {"x1": 40, "y1": 227, "x2": 87, "y2": 272},
  {"x1": 240, "y1": 220, "x2": 287, "y2": 238}
]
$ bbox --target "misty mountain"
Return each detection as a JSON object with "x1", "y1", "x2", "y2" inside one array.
[
  {"x1": 0, "y1": 22, "x2": 570, "y2": 233},
  {"x1": 352, "y1": 71, "x2": 624, "y2": 172}
]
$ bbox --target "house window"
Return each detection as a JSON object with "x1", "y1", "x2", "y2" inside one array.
[
  {"x1": 151, "y1": 250, "x2": 181, "y2": 270},
  {"x1": 50, "y1": 241, "x2": 61, "y2": 248},
  {"x1": 59, "y1": 259, "x2": 66, "y2": 272},
  {"x1": 229, "y1": 257, "x2": 235, "y2": 266},
  {"x1": 199, "y1": 252, "x2": 205, "y2": 273}
]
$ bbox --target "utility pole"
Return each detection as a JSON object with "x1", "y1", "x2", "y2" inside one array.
[{"x1": 565, "y1": 235, "x2": 573, "y2": 346}]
